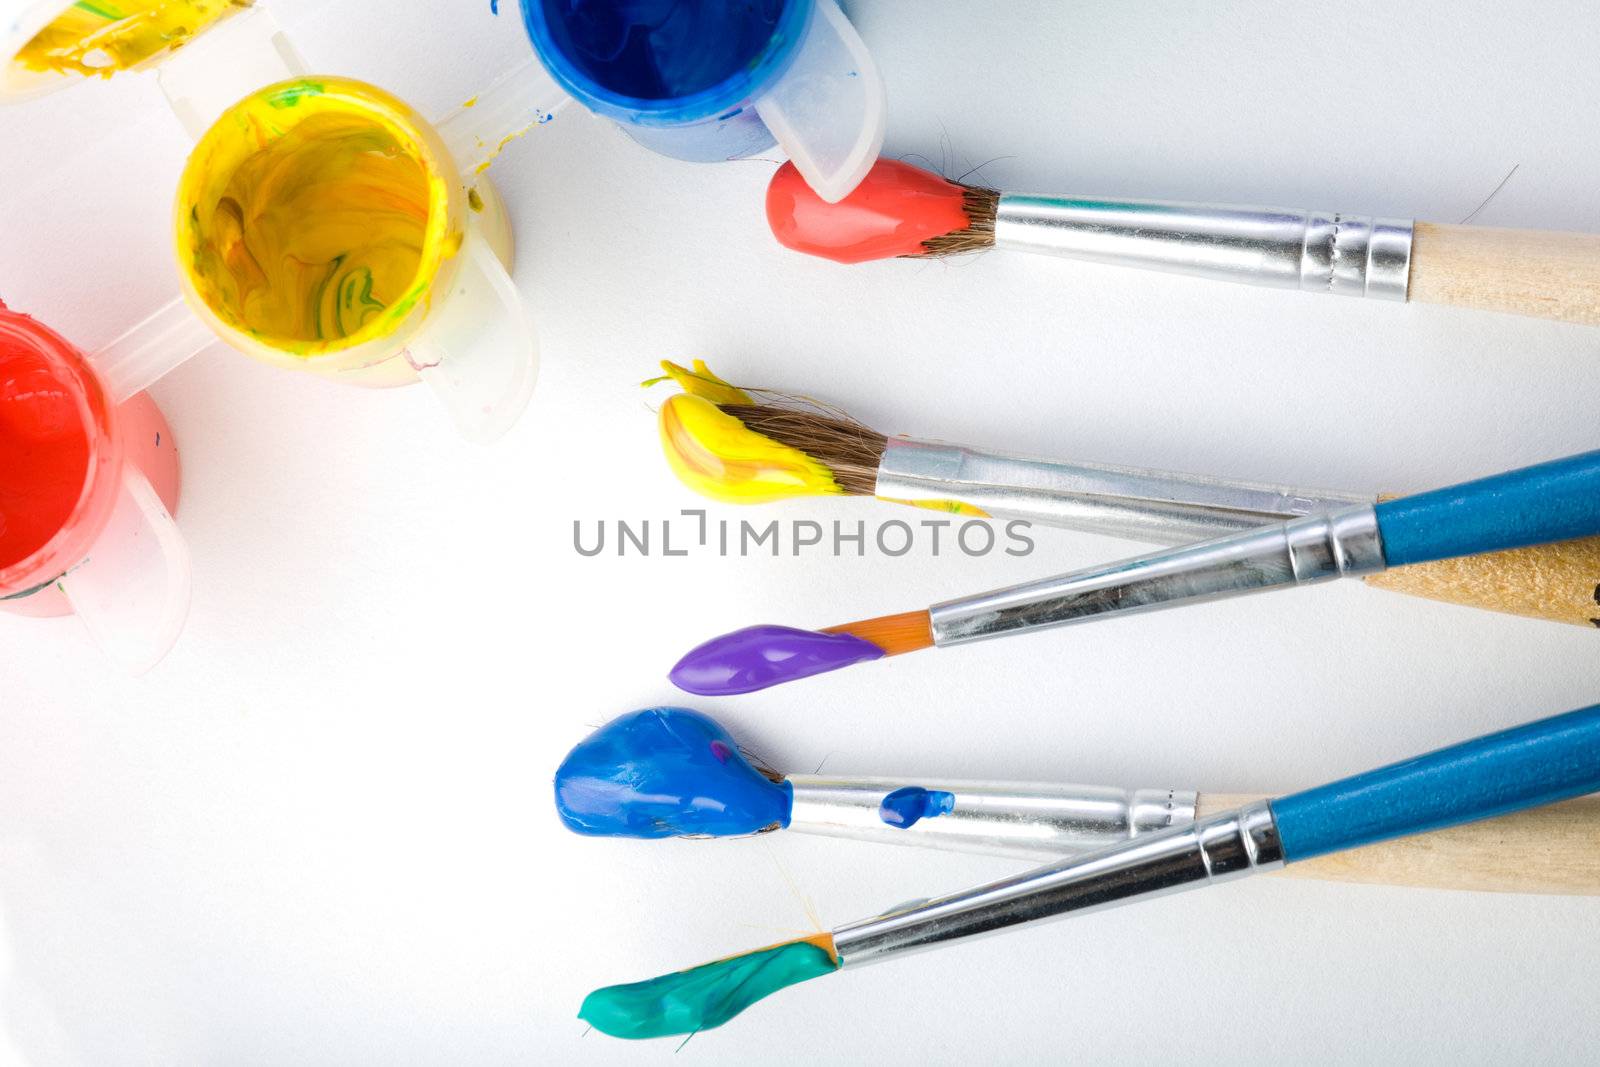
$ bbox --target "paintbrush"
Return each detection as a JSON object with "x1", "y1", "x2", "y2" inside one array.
[
  {"x1": 767, "y1": 157, "x2": 1600, "y2": 326},
  {"x1": 667, "y1": 449, "x2": 1600, "y2": 694},
  {"x1": 578, "y1": 702, "x2": 1600, "y2": 1039},
  {"x1": 650, "y1": 360, "x2": 1600, "y2": 628},
  {"x1": 556, "y1": 707, "x2": 1600, "y2": 895}
]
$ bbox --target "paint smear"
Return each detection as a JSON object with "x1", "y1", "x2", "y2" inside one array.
[
  {"x1": 15, "y1": 0, "x2": 251, "y2": 77},
  {"x1": 580, "y1": 936, "x2": 838, "y2": 1040},
  {"x1": 659, "y1": 394, "x2": 842, "y2": 504},
  {"x1": 554, "y1": 708, "x2": 793, "y2": 838},
  {"x1": 879, "y1": 786, "x2": 956, "y2": 829},
  {"x1": 670, "y1": 624, "x2": 884, "y2": 696},
  {"x1": 766, "y1": 157, "x2": 972, "y2": 264},
  {"x1": 0, "y1": 321, "x2": 92, "y2": 572},
  {"x1": 177, "y1": 78, "x2": 457, "y2": 357}
]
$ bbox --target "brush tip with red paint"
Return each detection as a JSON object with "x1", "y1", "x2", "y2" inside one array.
[{"x1": 765, "y1": 157, "x2": 988, "y2": 264}]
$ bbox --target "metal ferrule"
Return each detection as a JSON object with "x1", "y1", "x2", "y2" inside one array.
[
  {"x1": 994, "y1": 194, "x2": 1414, "y2": 300},
  {"x1": 876, "y1": 437, "x2": 1373, "y2": 545},
  {"x1": 832, "y1": 799, "x2": 1283, "y2": 969},
  {"x1": 785, "y1": 775, "x2": 1196, "y2": 861},
  {"x1": 930, "y1": 503, "x2": 1386, "y2": 646}
]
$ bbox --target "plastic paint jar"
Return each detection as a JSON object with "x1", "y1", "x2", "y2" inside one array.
[
  {"x1": 169, "y1": 76, "x2": 535, "y2": 440},
  {"x1": 518, "y1": 0, "x2": 885, "y2": 202},
  {"x1": 0, "y1": 301, "x2": 188, "y2": 674},
  {"x1": 0, "y1": 0, "x2": 250, "y2": 98},
  {"x1": 0, "y1": 4, "x2": 539, "y2": 442}
]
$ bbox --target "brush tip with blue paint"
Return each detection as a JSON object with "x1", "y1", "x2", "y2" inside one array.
[{"x1": 554, "y1": 707, "x2": 793, "y2": 839}]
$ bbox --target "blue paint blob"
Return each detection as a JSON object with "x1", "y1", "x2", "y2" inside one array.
[
  {"x1": 878, "y1": 787, "x2": 956, "y2": 829},
  {"x1": 554, "y1": 708, "x2": 793, "y2": 839},
  {"x1": 669, "y1": 625, "x2": 886, "y2": 695}
]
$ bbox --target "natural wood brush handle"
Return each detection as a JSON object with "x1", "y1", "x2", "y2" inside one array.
[
  {"x1": 1409, "y1": 222, "x2": 1600, "y2": 325},
  {"x1": 1364, "y1": 528, "x2": 1600, "y2": 628},
  {"x1": 1198, "y1": 793, "x2": 1600, "y2": 894}
]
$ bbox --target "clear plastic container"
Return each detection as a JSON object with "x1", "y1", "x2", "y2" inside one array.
[
  {"x1": 0, "y1": 3, "x2": 540, "y2": 443},
  {"x1": 520, "y1": 0, "x2": 885, "y2": 202},
  {"x1": 0, "y1": 301, "x2": 189, "y2": 674}
]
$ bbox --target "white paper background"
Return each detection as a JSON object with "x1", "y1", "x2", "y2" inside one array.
[{"x1": 2, "y1": 1, "x2": 1599, "y2": 1063}]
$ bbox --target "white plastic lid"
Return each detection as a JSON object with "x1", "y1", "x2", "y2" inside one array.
[{"x1": 754, "y1": 0, "x2": 886, "y2": 203}]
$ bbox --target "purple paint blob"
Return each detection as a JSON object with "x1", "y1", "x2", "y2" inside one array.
[{"x1": 669, "y1": 625, "x2": 885, "y2": 695}]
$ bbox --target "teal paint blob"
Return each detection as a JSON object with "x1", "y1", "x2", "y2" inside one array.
[
  {"x1": 580, "y1": 939, "x2": 839, "y2": 1040},
  {"x1": 879, "y1": 786, "x2": 956, "y2": 829},
  {"x1": 554, "y1": 708, "x2": 793, "y2": 838}
]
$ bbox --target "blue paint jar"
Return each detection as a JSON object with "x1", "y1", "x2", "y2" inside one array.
[{"x1": 519, "y1": 0, "x2": 885, "y2": 201}]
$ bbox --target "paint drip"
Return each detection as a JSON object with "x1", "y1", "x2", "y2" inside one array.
[
  {"x1": 15, "y1": 0, "x2": 251, "y2": 77},
  {"x1": 554, "y1": 708, "x2": 793, "y2": 838},
  {"x1": 580, "y1": 936, "x2": 838, "y2": 1040},
  {"x1": 766, "y1": 157, "x2": 972, "y2": 264},
  {"x1": 177, "y1": 78, "x2": 457, "y2": 357},
  {"x1": 879, "y1": 786, "x2": 956, "y2": 829},
  {"x1": 670, "y1": 625, "x2": 885, "y2": 696}
]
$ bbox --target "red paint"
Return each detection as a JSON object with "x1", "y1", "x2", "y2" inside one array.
[
  {"x1": 766, "y1": 158, "x2": 972, "y2": 264},
  {"x1": 0, "y1": 301, "x2": 105, "y2": 582}
]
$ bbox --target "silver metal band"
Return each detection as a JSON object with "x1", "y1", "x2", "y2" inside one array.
[
  {"x1": 929, "y1": 503, "x2": 1387, "y2": 646},
  {"x1": 832, "y1": 799, "x2": 1284, "y2": 969},
  {"x1": 994, "y1": 194, "x2": 1414, "y2": 300},
  {"x1": 786, "y1": 775, "x2": 1197, "y2": 861},
  {"x1": 875, "y1": 437, "x2": 1373, "y2": 545}
]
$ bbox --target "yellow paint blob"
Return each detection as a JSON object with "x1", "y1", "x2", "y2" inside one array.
[
  {"x1": 660, "y1": 394, "x2": 843, "y2": 504},
  {"x1": 15, "y1": 0, "x2": 249, "y2": 77},
  {"x1": 176, "y1": 78, "x2": 458, "y2": 357},
  {"x1": 646, "y1": 359, "x2": 754, "y2": 406}
]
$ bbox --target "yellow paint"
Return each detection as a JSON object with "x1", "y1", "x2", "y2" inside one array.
[
  {"x1": 659, "y1": 394, "x2": 842, "y2": 504},
  {"x1": 645, "y1": 359, "x2": 753, "y2": 406},
  {"x1": 880, "y1": 496, "x2": 991, "y2": 518},
  {"x1": 15, "y1": 0, "x2": 249, "y2": 77},
  {"x1": 176, "y1": 77, "x2": 458, "y2": 357}
]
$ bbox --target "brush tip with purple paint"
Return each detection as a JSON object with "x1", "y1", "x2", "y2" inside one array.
[{"x1": 670, "y1": 612, "x2": 934, "y2": 695}]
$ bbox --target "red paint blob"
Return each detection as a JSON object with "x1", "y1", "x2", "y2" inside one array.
[
  {"x1": 765, "y1": 158, "x2": 972, "y2": 264},
  {"x1": 0, "y1": 305, "x2": 94, "y2": 574}
]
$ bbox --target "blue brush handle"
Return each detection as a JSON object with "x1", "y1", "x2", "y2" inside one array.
[
  {"x1": 1272, "y1": 704, "x2": 1600, "y2": 862},
  {"x1": 1376, "y1": 450, "x2": 1600, "y2": 567}
]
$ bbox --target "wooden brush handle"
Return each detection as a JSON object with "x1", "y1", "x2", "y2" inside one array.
[
  {"x1": 1364, "y1": 482, "x2": 1600, "y2": 627},
  {"x1": 1409, "y1": 222, "x2": 1600, "y2": 325},
  {"x1": 1365, "y1": 536, "x2": 1600, "y2": 627},
  {"x1": 1198, "y1": 793, "x2": 1600, "y2": 894}
]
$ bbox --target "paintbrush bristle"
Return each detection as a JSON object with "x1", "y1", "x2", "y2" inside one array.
[
  {"x1": 721, "y1": 403, "x2": 888, "y2": 496},
  {"x1": 826, "y1": 609, "x2": 935, "y2": 656},
  {"x1": 917, "y1": 183, "x2": 999, "y2": 257}
]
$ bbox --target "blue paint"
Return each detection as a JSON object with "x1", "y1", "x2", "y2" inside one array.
[
  {"x1": 1375, "y1": 450, "x2": 1600, "y2": 567},
  {"x1": 554, "y1": 708, "x2": 793, "y2": 838},
  {"x1": 879, "y1": 786, "x2": 956, "y2": 829},
  {"x1": 490, "y1": 0, "x2": 499, "y2": 13},
  {"x1": 1272, "y1": 703, "x2": 1600, "y2": 862},
  {"x1": 519, "y1": 0, "x2": 812, "y2": 161},
  {"x1": 669, "y1": 624, "x2": 886, "y2": 695}
]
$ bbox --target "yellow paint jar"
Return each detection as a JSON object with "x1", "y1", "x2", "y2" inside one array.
[
  {"x1": 5, "y1": 4, "x2": 539, "y2": 441},
  {"x1": 0, "y1": 0, "x2": 248, "y2": 98}
]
